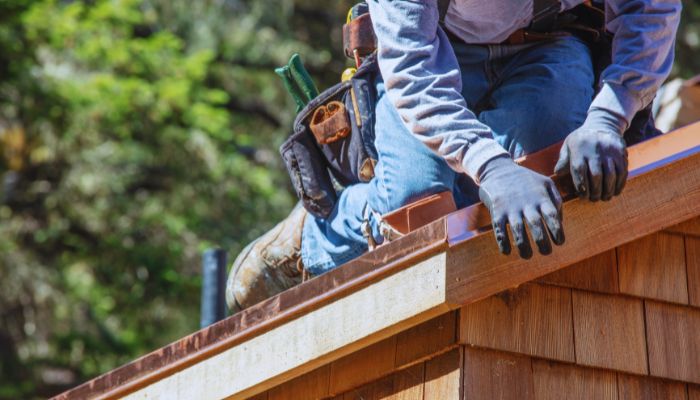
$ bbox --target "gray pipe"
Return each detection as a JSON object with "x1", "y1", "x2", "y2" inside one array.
[{"x1": 200, "y1": 249, "x2": 227, "y2": 328}]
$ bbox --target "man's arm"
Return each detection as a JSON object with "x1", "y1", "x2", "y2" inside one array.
[
  {"x1": 593, "y1": 0, "x2": 682, "y2": 124},
  {"x1": 365, "y1": 0, "x2": 508, "y2": 179},
  {"x1": 367, "y1": 0, "x2": 565, "y2": 259},
  {"x1": 555, "y1": 0, "x2": 681, "y2": 201}
]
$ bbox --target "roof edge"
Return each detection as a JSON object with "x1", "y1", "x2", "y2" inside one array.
[{"x1": 54, "y1": 122, "x2": 700, "y2": 400}]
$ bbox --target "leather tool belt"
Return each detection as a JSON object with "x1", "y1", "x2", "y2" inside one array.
[{"x1": 343, "y1": 12, "x2": 376, "y2": 62}]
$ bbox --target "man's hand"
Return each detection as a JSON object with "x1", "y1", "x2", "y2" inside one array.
[
  {"x1": 478, "y1": 156, "x2": 565, "y2": 259},
  {"x1": 554, "y1": 110, "x2": 629, "y2": 202}
]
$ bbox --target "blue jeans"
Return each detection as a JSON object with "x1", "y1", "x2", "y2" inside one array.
[{"x1": 301, "y1": 35, "x2": 594, "y2": 275}]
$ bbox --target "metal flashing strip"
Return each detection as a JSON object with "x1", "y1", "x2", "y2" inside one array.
[{"x1": 629, "y1": 143, "x2": 700, "y2": 178}]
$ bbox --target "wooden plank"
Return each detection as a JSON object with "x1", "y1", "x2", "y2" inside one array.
[
  {"x1": 273, "y1": 311, "x2": 454, "y2": 399},
  {"x1": 342, "y1": 375, "x2": 394, "y2": 400},
  {"x1": 263, "y1": 311, "x2": 456, "y2": 399},
  {"x1": 617, "y1": 374, "x2": 687, "y2": 400},
  {"x1": 341, "y1": 363, "x2": 424, "y2": 400},
  {"x1": 268, "y1": 365, "x2": 330, "y2": 400},
  {"x1": 666, "y1": 217, "x2": 700, "y2": 237},
  {"x1": 690, "y1": 385, "x2": 700, "y2": 400},
  {"x1": 395, "y1": 311, "x2": 456, "y2": 367},
  {"x1": 618, "y1": 232, "x2": 688, "y2": 304},
  {"x1": 462, "y1": 347, "x2": 534, "y2": 400},
  {"x1": 459, "y1": 284, "x2": 575, "y2": 362},
  {"x1": 445, "y1": 135, "x2": 700, "y2": 308},
  {"x1": 329, "y1": 336, "x2": 397, "y2": 395},
  {"x1": 423, "y1": 348, "x2": 462, "y2": 400},
  {"x1": 532, "y1": 360, "x2": 618, "y2": 400},
  {"x1": 247, "y1": 393, "x2": 268, "y2": 400},
  {"x1": 537, "y1": 250, "x2": 619, "y2": 293},
  {"x1": 121, "y1": 254, "x2": 450, "y2": 400},
  {"x1": 687, "y1": 236, "x2": 700, "y2": 307},
  {"x1": 646, "y1": 301, "x2": 700, "y2": 384},
  {"x1": 388, "y1": 363, "x2": 425, "y2": 400},
  {"x1": 572, "y1": 290, "x2": 648, "y2": 374}
]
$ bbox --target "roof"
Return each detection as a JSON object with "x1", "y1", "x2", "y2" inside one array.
[{"x1": 54, "y1": 122, "x2": 700, "y2": 400}]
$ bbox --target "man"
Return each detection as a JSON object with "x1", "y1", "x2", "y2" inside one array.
[{"x1": 226, "y1": 0, "x2": 681, "y2": 311}]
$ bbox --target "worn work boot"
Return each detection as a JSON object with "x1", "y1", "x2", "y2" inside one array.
[{"x1": 226, "y1": 203, "x2": 308, "y2": 313}]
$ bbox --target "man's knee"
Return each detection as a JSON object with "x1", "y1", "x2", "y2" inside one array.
[{"x1": 371, "y1": 90, "x2": 456, "y2": 214}]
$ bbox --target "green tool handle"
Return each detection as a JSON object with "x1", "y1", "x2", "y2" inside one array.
[
  {"x1": 288, "y1": 53, "x2": 320, "y2": 102},
  {"x1": 275, "y1": 65, "x2": 307, "y2": 113}
]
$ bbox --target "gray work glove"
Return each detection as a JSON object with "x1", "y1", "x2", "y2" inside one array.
[
  {"x1": 478, "y1": 155, "x2": 565, "y2": 259},
  {"x1": 554, "y1": 109, "x2": 629, "y2": 202}
]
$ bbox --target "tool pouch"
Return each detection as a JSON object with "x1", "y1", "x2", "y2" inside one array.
[
  {"x1": 280, "y1": 54, "x2": 380, "y2": 219},
  {"x1": 343, "y1": 12, "x2": 377, "y2": 59}
]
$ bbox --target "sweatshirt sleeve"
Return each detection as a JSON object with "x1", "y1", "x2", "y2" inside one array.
[
  {"x1": 366, "y1": 0, "x2": 509, "y2": 180},
  {"x1": 589, "y1": 0, "x2": 682, "y2": 127}
]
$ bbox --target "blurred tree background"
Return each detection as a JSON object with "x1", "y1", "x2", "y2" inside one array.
[{"x1": 0, "y1": 0, "x2": 697, "y2": 398}]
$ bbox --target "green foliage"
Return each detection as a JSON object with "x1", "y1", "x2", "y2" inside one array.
[
  {"x1": 0, "y1": 0, "x2": 353, "y2": 397},
  {"x1": 0, "y1": 0, "x2": 697, "y2": 398}
]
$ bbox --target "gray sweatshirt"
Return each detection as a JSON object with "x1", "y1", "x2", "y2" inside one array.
[{"x1": 366, "y1": 0, "x2": 682, "y2": 180}]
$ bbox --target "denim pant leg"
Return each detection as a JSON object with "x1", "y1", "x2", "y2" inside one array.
[
  {"x1": 300, "y1": 79, "x2": 458, "y2": 276},
  {"x1": 480, "y1": 36, "x2": 595, "y2": 158}
]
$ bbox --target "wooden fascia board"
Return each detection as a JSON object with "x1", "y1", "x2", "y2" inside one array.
[
  {"x1": 54, "y1": 122, "x2": 700, "y2": 400},
  {"x1": 122, "y1": 254, "x2": 452, "y2": 400}
]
